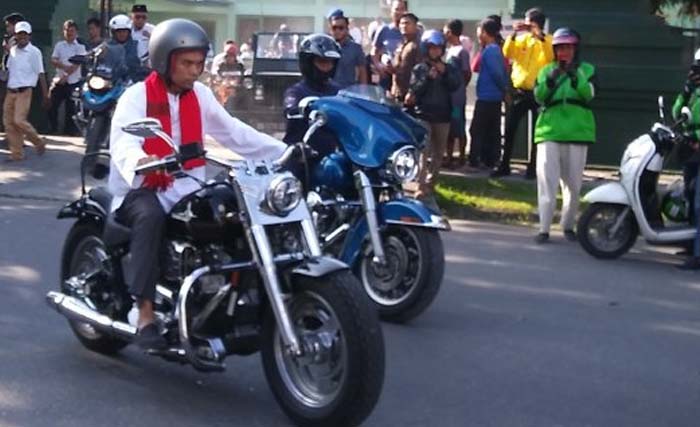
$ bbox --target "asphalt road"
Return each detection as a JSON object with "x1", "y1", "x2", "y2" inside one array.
[{"x1": 2, "y1": 194, "x2": 700, "y2": 427}]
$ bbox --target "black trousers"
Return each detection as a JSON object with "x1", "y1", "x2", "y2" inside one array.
[
  {"x1": 48, "y1": 82, "x2": 80, "y2": 135},
  {"x1": 501, "y1": 90, "x2": 539, "y2": 171},
  {"x1": 116, "y1": 189, "x2": 166, "y2": 302},
  {"x1": 469, "y1": 100, "x2": 502, "y2": 168}
]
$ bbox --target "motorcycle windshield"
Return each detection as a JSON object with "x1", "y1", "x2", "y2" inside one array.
[
  {"x1": 313, "y1": 84, "x2": 427, "y2": 168},
  {"x1": 95, "y1": 44, "x2": 127, "y2": 81}
]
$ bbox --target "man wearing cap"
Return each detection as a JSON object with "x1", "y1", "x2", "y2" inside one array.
[
  {"x1": 327, "y1": 9, "x2": 367, "y2": 88},
  {"x1": 3, "y1": 21, "x2": 50, "y2": 161},
  {"x1": 49, "y1": 19, "x2": 87, "y2": 136},
  {"x1": 1, "y1": 13, "x2": 25, "y2": 135},
  {"x1": 131, "y1": 4, "x2": 155, "y2": 60}
]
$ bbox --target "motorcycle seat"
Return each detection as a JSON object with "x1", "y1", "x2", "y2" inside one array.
[
  {"x1": 103, "y1": 214, "x2": 131, "y2": 247},
  {"x1": 88, "y1": 187, "x2": 113, "y2": 214},
  {"x1": 88, "y1": 187, "x2": 131, "y2": 246}
]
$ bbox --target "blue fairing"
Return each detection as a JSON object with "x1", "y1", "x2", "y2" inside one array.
[
  {"x1": 311, "y1": 94, "x2": 426, "y2": 168},
  {"x1": 339, "y1": 199, "x2": 448, "y2": 265},
  {"x1": 83, "y1": 84, "x2": 126, "y2": 112},
  {"x1": 312, "y1": 151, "x2": 354, "y2": 197}
]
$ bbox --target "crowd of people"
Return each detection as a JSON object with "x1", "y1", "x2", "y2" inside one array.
[
  {"x1": 8, "y1": 1, "x2": 700, "y2": 260},
  {"x1": 0, "y1": 4, "x2": 154, "y2": 157}
]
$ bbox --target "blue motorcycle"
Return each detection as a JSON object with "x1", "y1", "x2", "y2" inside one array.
[
  {"x1": 291, "y1": 85, "x2": 450, "y2": 322},
  {"x1": 69, "y1": 44, "x2": 130, "y2": 179}
]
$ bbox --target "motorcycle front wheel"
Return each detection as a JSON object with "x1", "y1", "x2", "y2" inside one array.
[
  {"x1": 577, "y1": 203, "x2": 638, "y2": 259},
  {"x1": 61, "y1": 222, "x2": 129, "y2": 355},
  {"x1": 359, "y1": 226, "x2": 444, "y2": 323},
  {"x1": 261, "y1": 270, "x2": 384, "y2": 427}
]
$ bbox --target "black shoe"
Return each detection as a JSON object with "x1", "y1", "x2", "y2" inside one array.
[
  {"x1": 677, "y1": 257, "x2": 700, "y2": 270},
  {"x1": 563, "y1": 229, "x2": 577, "y2": 242},
  {"x1": 490, "y1": 167, "x2": 511, "y2": 178},
  {"x1": 135, "y1": 322, "x2": 167, "y2": 350},
  {"x1": 534, "y1": 232, "x2": 549, "y2": 244}
]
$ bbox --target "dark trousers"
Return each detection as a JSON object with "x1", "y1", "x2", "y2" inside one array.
[
  {"x1": 116, "y1": 189, "x2": 166, "y2": 302},
  {"x1": 469, "y1": 100, "x2": 502, "y2": 168},
  {"x1": 48, "y1": 82, "x2": 80, "y2": 135},
  {"x1": 501, "y1": 90, "x2": 539, "y2": 171}
]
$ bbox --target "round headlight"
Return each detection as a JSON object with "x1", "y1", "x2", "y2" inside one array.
[
  {"x1": 387, "y1": 146, "x2": 419, "y2": 182},
  {"x1": 88, "y1": 76, "x2": 110, "y2": 91},
  {"x1": 266, "y1": 176, "x2": 302, "y2": 215}
]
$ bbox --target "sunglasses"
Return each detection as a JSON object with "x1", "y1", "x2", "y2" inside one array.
[
  {"x1": 331, "y1": 25, "x2": 347, "y2": 31},
  {"x1": 133, "y1": 14, "x2": 147, "y2": 19}
]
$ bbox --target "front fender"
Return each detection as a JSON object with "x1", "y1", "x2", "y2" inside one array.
[
  {"x1": 291, "y1": 256, "x2": 349, "y2": 278},
  {"x1": 582, "y1": 182, "x2": 630, "y2": 205},
  {"x1": 57, "y1": 200, "x2": 82, "y2": 219},
  {"x1": 338, "y1": 198, "x2": 450, "y2": 265},
  {"x1": 380, "y1": 199, "x2": 451, "y2": 231}
]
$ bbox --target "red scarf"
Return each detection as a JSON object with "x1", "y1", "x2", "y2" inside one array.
[{"x1": 142, "y1": 71, "x2": 205, "y2": 190}]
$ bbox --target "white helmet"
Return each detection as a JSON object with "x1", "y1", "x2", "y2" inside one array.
[
  {"x1": 694, "y1": 48, "x2": 700, "y2": 62},
  {"x1": 109, "y1": 14, "x2": 132, "y2": 32}
]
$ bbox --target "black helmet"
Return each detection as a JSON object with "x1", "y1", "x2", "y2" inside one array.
[
  {"x1": 298, "y1": 33, "x2": 341, "y2": 84},
  {"x1": 149, "y1": 18, "x2": 210, "y2": 77}
]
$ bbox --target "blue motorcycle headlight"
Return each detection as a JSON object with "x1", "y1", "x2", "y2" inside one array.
[
  {"x1": 88, "y1": 76, "x2": 112, "y2": 91},
  {"x1": 386, "y1": 146, "x2": 419, "y2": 183}
]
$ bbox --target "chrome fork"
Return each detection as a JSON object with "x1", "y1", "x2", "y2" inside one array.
[{"x1": 354, "y1": 170, "x2": 386, "y2": 265}]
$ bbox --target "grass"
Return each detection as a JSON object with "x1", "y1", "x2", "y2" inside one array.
[{"x1": 435, "y1": 175, "x2": 540, "y2": 223}]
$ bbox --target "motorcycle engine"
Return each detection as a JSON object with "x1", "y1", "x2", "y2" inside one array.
[{"x1": 162, "y1": 241, "x2": 233, "y2": 294}]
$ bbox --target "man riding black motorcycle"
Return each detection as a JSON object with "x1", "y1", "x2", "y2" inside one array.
[
  {"x1": 282, "y1": 33, "x2": 341, "y2": 159},
  {"x1": 107, "y1": 14, "x2": 148, "y2": 82},
  {"x1": 109, "y1": 18, "x2": 286, "y2": 349}
]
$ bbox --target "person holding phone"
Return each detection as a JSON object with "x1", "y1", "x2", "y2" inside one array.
[
  {"x1": 532, "y1": 28, "x2": 597, "y2": 244},
  {"x1": 494, "y1": 8, "x2": 553, "y2": 178}
]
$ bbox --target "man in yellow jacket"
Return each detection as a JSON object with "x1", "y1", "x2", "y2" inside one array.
[{"x1": 492, "y1": 8, "x2": 553, "y2": 178}]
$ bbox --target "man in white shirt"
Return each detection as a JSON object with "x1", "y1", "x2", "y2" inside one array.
[
  {"x1": 49, "y1": 19, "x2": 87, "y2": 135},
  {"x1": 130, "y1": 4, "x2": 155, "y2": 61},
  {"x1": 3, "y1": 21, "x2": 49, "y2": 161},
  {"x1": 109, "y1": 18, "x2": 286, "y2": 349}
]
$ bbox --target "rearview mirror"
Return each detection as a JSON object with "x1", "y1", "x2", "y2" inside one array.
[
  {"x1": 681, "y1": 106, "x2": 692, "y2": 123},
  {"x1": 658, "y1": 96, "x2": 666, "y2": 123},
  {"x1": 286, "y1": 96, "x2": 319, "y2": 120},
  {"x1": 122, "y1": 118, "x2": 164, "y2": 138},
  {"x1": 68, "y1": 55, "x2": 86, "y2": 65}
]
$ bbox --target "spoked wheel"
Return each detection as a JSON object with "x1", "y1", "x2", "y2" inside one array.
[
  {"x1": 577, "y1": 203, "x2": 638, "y2": 259},
  {"x1": 359, "y1": 226, "x2": 444, "y2": 322},
  {"x1": 261, "y1": 271, "x2": 384, "y2": 427},
  {"x1": 61, "y1": 223, "x2": 128, "y2": 354}
]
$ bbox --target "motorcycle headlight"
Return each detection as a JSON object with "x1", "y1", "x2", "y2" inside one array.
[
  {"x1": 386, "y1": 146, "x2": 419, "y2": 183},
  {"x1": 266, "y1": 176, "x2": 302, "y2": 215},
  {"x1": 88, "y1": 76, "x2": 111, "y2": 91}
]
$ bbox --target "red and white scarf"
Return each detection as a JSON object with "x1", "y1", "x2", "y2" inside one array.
[{"x1": 142, "y1": 71, "x2": 205, "y2": 190}]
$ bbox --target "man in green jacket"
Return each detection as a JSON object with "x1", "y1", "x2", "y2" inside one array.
[
  {"x1": 672, "y1": 50, "x2": 700, "y2": 269},
  {"x1": 533, "y1": 28, "x2": 597, "y2": 243}
]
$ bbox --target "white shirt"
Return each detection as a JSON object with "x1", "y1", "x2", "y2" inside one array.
[
  {"x1": 131, "y1": 22, "x2": 155, "y2": 60},
  {"x1": 51, "y1": 39, "x2": 87, "y2": 85},
  {"x1": 6, "y1": 42, "x2": 44, "y2": 89},
  {"x1": 109, "y1": 81, "x2": 287, "y2": 212}
]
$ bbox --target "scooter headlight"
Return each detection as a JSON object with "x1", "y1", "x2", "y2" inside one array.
[
  {"x1": 88, "y1": 76, "x2": 111, "y2": 91},
  {"x1": 386, "y1": 146, "x2": 419, "y2": 183},
  {"x1": 266, "y1": 175, "x2": 302, "y2": 215}
]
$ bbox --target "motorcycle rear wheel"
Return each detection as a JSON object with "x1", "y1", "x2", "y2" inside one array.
[
  {"x1": 261, "y1": 271, "x2": 384, "y2": 427},
  {"x1": 577, "y1": 203, "x2": 638, "y2": 259},
  {"x1": 359, "y1": 226, "x2": 444, "y2": 323},
  {"x1": 61, "y1": 222, "x2": 129, "y2": 355}
]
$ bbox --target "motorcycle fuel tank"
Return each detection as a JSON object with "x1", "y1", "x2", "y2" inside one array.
[{"x1": 167, "y1": 183, "x2": 242, "y2": 243}]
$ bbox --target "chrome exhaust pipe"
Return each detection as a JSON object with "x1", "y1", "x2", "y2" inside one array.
[{"x1": 46, "y1": 291, "x2": 136, "y2": 340}]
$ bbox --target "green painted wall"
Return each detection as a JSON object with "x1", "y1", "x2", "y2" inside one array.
[{"x1": 512, "y1": 0, "x2": 692, "y2": 166}]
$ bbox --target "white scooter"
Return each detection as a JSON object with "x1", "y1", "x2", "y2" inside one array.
[{"x1": 577, "y1": 97, "x2": 694, "y2": 259}]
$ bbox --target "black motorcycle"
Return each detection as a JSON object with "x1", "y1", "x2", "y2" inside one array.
[{"x1": 46, "y1": 118, "x2": 384, "y2": 426}]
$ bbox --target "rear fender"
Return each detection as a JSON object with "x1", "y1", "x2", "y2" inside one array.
[
  {"x1": 57, "y1": 197, "x2": 107, "y2": 221},
  {"x1": 582, "y1": 182, "x2": 630, "y2": 205}
]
